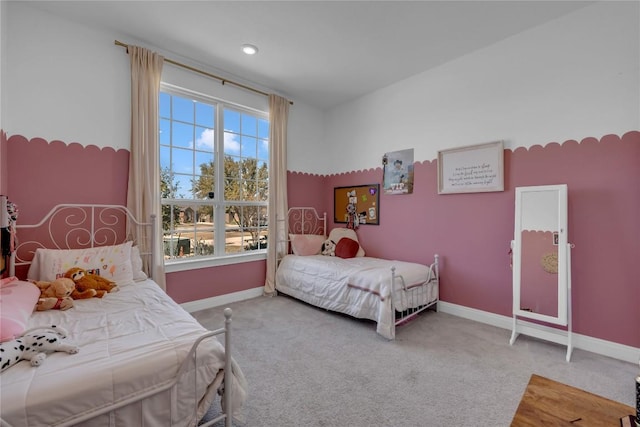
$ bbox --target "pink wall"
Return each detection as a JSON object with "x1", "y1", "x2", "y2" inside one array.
[
  {"x1": 5, "y1": 135, "x2": 265, "y2": 303},
  {"x1": 166, "y1": 260, "x2": 266, "y2": 304},
  {"x1": 6, "y1": 132, "x2": 640, "y2": 348},
  {"x1": 287, "y1": 132, "x2": 640, "y2": 349}
]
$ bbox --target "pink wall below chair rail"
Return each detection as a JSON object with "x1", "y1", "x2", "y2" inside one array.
[
  {"x1": 288, "y1": 132, "x2": 640, "y2": 349},
  {"x1": 4, "y1": 131, "x2": 639, "y2": 348},
  {"x1": 3, "y1": 134, "x2": 267, "y2": 304}
]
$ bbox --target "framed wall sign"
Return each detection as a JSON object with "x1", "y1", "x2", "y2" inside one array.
[
  {"x1": 437, "y1": 141, "x2": 504, "y2": 194},
  {"x1": 334, "y1": 184, "x2": 380, "y2": 225}
]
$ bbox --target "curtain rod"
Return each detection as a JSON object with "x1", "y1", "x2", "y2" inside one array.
[{"x1": 114, "y1": 40, "x2": 292, "y2": 105}]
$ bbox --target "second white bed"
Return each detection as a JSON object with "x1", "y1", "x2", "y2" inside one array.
[{"x1": 276, "y1": 254, "x2": 438, "y2": 339}]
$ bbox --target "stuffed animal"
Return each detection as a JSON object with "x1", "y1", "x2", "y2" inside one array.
[
  {"x1": 32, "y1": 278, "x2": 80, "y2": 310},
  {"x1": 0, "y1": 325, "x2": 79, "y2": 372},
  {"x1": 64, "y1": 267, "x2": 118, "y2": 298},
  {"x1": 321, "y1": 239, "x2": 336, "y2": 256},
  {"x1": 36, "y1": 297, "x2": 74, "y2": 311}
]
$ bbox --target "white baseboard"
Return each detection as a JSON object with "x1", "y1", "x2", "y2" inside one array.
[
  {"x1": 180, "y1": 286, "x2": 264, "y2": 313},
  {"x1": 438, "y1": 301, "x2": 640, "y2": 364}
]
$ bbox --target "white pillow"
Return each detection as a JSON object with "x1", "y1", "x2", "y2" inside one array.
[
  {"x1": 131, "y1": 245, "x2": 148, "y2": 282},
  {"x1": 328, "y1": 228, "x2": 365, "y2": 257},
  {"x1": 28, "y1": 241, "x2": 135, "y2": 286}
]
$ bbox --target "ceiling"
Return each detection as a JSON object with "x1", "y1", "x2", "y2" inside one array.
[{"x1": 25, "y1": 1, "x2": 592, "y2": 110}]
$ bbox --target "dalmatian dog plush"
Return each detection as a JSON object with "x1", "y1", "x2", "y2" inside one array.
[
  {"x1": 321, "y1": 239, "x2": 336, "y2": 256},
  {"x1": 0, "y1": 325, "x2": 79, "y2": 372}
]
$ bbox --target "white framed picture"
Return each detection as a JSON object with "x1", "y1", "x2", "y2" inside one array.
[
  {"x1": 383, "y1": 148, "x2": 414, "y2": 195},
  {"x1": 437, "y1": 141, "x2": 504, "y2": 194}
]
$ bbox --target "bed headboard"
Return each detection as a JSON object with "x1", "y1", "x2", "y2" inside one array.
[
  {"x1": 286, "y1": 207, "x2": 326, "y2": 236},
  {"x1": 9, "y1": 204, "x2": 155, "y2": 278},
  {"x1": 275, "y1": 207, "x2": 327, "y2": 259}
]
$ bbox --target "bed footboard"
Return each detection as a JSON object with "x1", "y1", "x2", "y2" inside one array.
[
  {"x1": 390, "y1": 254, "x2": 439, "y2": 334},
  {"x1": 33, "y1": 309, "x2": 235, "y2": 427}
]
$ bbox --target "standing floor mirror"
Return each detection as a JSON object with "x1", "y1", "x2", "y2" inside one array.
[{"x1": 509, "y1": 184, "x2": 573, "y2": 361}]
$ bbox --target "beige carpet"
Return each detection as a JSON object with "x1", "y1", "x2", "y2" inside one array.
[{"x1": 193, "y1": 294, "x2": 637, "y2": 427}]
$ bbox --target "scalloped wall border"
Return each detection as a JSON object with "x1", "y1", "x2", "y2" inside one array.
[{"x1": 288, "y1": 132, "x2": 639, "y2": 176}]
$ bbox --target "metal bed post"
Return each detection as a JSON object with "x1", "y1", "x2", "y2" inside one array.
[{"x1": 224, "y1": 307, "x2": 233, "y2": 427}]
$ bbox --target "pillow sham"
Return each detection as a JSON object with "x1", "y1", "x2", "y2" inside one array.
[
  {"x1": 328, "y1": 228, "x2": 365, "y2": 257},
  {"x1": 28, "y1": 241, "x2": 135, "y2": 286},
  {"x1": 290, "y1": 234, "x2": 326, "y2": 256},
  {"x1": 335, "y1": 237, "x2": 360, "y2": 259},
  {"x1": 0, "y1": 277, "x2": 40, "y2": 342}
]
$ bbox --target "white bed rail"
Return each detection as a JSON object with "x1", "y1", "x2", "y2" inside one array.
[
  {"x1": 390, "y1": 254, "x2": 439, "y2": 336},
  {"x1": 49, "y1": 308, "x2": 234, "y2": 427}
]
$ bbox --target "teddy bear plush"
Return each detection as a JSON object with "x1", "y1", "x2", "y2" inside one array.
[
  {"x1": 0, "y1": 325, "x2": 79, "y2": 372},
  {"x1": 64, "y1": 267, "x2": 118, "y2": 298},
  {"x1": 33, "y1": 278, "x2": 79, "y2": 310}
]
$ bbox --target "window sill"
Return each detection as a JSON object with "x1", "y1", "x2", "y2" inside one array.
[{"x1": 164, "y1": 251, "x2": 267, "y2": 273}]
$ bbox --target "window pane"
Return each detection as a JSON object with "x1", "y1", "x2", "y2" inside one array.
[
  {"x1": 159, "y1": 93, "x2": 171, "y2": 119},
  {"x1": 160, "y1": 119, "x2": 170, "y2": 145},
  {"x1": 258, "y1": 138, "x2": 269, "y2": 161},
  {"x1": 172, "y1": 122, "x2": 194, "y2": 148},
  {"x1": 258, "y1": 118, "x2": 269, "y2": 139},
  {"x1": 195, "y1": 126, "x2": 214, "y2": 151},
  {"x1": 171, "y1": 147, "x2": 193, "y2": 175},
  {"x1": 225, "y1": 205, "x2": 267, "y2": 253},
  {"x1": 195, "y1": 152, "x2": 214, "y2": 173},
  {"x1": 241, "y1": 114, "x2": 257, "y2": 137},
  {"x1": 191, "y1": 173, "x2": 214, "y2": 200},
  {"x1": 256, "y1": 180, "x2": 268, "y2": 202},
  {"x1": 224, "y1": 131, "x2": 241, "y2": 155},
  {"x1": 160, "y1": 146, "x2": 170, "y2": 170},
  {"x1": 241, "y1": 136, "x2": 257, "y2": 158},
  {"x1": 224, "y1": 109, "x2": 240, "y2": 133},
  {"x1": 195, "y1": 102, "x2": 214, "y2": 128},
  {"x1": 173, "y1": 97, "x2": 194, "y2": 123},
  {"x1": 174, "y1": 174, "x2": 193, "y2": 199}
]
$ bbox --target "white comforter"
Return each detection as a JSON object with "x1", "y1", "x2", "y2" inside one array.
[
  {"x1": 275, "y1": 255, "x2": 438, "y2": 339},
  {"x1": 0, "y1": 279, "x2": 246, "y2": 427}
]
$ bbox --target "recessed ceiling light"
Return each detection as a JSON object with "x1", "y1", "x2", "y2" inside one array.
[{"x1": 242, "y1": 44, "x2": 258, "y2": 55}]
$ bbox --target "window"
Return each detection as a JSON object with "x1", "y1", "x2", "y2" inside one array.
[{"x1": 159, "y1": 86, "x2": 269, "y2": 265}]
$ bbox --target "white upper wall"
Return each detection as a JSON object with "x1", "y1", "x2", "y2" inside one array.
[
  {"x1": 4, "y1": 2, "x2": 638, "y2": 175},
  {"x1": 316, "y1": 1, "x2": 639, "y2": 175},
  {"x1": 4, "y1": 2, "x2": 323, "y2": 155}
]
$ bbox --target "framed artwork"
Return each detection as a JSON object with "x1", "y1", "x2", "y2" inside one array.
[
  {"x1": 383, "y1": 148, "x2": 414, "y2": 195},
  {"x1": 437, "y1": 141, "x2": 504, "y2": 194},
  {"x1": 334, "y1": 184, "x2": 380, "y2": 225}
]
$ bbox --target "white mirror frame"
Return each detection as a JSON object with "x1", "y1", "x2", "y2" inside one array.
[
  {"x1": 512, "y1": 184, "x2": 568, "y2": 325},
  {"x1": 510, "y1": 184, "x2": 573, "y2": 361}
]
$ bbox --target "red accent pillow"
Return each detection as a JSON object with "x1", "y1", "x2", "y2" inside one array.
[{"x1": 335, "y1": 238, "x2": 360, "y2": 259}]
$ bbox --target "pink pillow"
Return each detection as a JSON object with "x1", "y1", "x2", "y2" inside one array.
[
  {"x1": 0, "y1": 277, "x2": 40, "y2": 342},
  {"x1": 290, "y1": 234, "x2": 326, "y2": 256},
  {"x1": 335, "y1": 238, "x2": 360, "y2": 259}
]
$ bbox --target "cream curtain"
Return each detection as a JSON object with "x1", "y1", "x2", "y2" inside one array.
[
  {"x1": 126, "y1": 45, "x2": 166, "y2": 290},
  {"x1": 264, "y1": 95, "x2": 289, "y2": 295}
]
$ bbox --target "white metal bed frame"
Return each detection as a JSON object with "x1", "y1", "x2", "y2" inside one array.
[
  {"x1": 2, "y1": 202, "x2": 234, "y2": 427},
  {"x1": 277, "y1": 206, "x2": 439, "y2": 338}
]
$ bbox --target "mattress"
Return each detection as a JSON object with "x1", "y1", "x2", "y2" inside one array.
[
  {"x1": 0, "y1": 279, "x2": 242, "y2": 427},
  {"x1": 275, "y1": 255, "x2": 438, "y2": 339}
]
